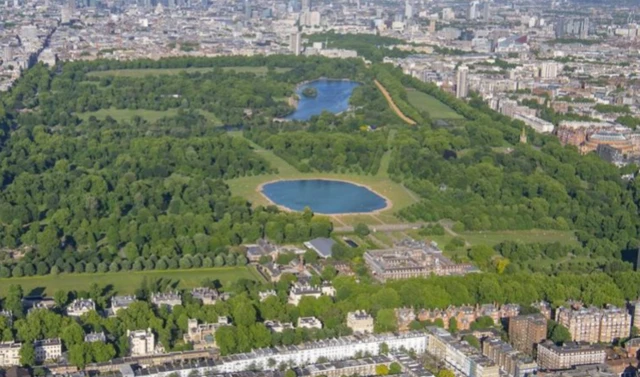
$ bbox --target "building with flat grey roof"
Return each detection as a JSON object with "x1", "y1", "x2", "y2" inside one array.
[{"x1": 537, "y1": 341, "x2": 606, "y2": 371}]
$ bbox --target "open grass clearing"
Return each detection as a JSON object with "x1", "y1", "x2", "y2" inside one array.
[
  {"x1": 86, "y1": 66, "x2": 291, "y2": 78},
  {"x1": 226, "y1": 132, "x2": 419, "y2": 225},
  {"x1": 75, "y1": 108, "x2": 222, "y2": 125},
  {"x1": 0, "y1": 266, "x2": 263, "y2": 297},
  {"x1": 406, "y1": 89, "x2": 464, "y2": 120}
]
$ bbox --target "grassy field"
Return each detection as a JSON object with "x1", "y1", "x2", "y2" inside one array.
[
  {"x1": 86, "y1": 66, "x2": 291, "y2": 78},
  {"x1": 227, "y1": 132, "x2": 419, "y2": 226},
  {"x1": 406, "y1": 89, "x2": 464, "y2": 120},
  {"x1": 75, "y1": 108, "x2": 222, "y2": 125},
  {"x1": 0, "y1": 266, "x2": 263, "y2": 297}
]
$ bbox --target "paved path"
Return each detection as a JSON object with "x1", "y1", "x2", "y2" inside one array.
[
  {"x1": 334, "y1": 222, "x2": 426, "y2": 233},
  {"x1": 374, "y1": 79, "x2": 417, "y2": 125}
]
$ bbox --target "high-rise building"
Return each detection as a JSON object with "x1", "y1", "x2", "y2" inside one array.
[
  {"x1": 467, "y1": 1, "x2": 479, "y2": 20},
  {"x1": 404, "y1": 0, "x2": 413, "y2": 20},
  {"x1": 508, "y1": 314, "x2": 547, "y2": 355},
  {"x1": 482, "y1": 2, "x2": 490, "y2": 20},
  {"x1": 428, "y1": 19, "x2": 436, "y2": 33},
  {"x1": 301, "y1": 0, "x2": 310, "y2": 12},
  {"x1": 290, "y1": 32, "x2": 302, "y2": 56},
  {"x1": 580, "y1": 17, "x2": 589, "y2": 38},
  {"x1": 456, "y1": 66, "x2": 469, "y2": 99}
]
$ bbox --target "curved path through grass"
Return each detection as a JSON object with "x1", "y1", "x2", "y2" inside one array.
[{"x1": 374, "y1": 79, "x2": 416, "y2": 125}]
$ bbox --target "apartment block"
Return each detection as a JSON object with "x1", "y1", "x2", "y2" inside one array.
[
  {"x1": 555, "y1": 306, "x2": 630, "y2": 344},
  {"x1": 426, "y1": 327, "x2": 499, "y2": 377},
  {"x1": 509, "y1": 314, "x2": 548, "y2": 355},
  {"x1": 483, "y1": 337, "x2": 538, "y2": 377},
  {"x1": 536, "y1": 341, "x2": 606, "y2": 370}
]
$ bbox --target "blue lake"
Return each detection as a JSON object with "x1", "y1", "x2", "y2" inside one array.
[
  {"x1": 261, "y1": 179, "x2": 387, "y2": 214},
  {"x1": 286, "y1": 79, "x2": 361, "y2": 121}
]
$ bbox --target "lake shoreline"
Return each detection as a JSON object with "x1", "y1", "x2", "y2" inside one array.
[{"x1": 255, "y1": 177, "x2": 393, "y2": 216}]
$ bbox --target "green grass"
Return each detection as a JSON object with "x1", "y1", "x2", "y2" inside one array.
[
  {"x1": 75, "y1": 108, "x2": 222, "y2": 125},
  {"x1": 86, "y1": 66, "x2": 291, "y2": 78},
  {"x1": 0, "y1": 266, "x2": 263, "y2": 297},
  {"x1": 226, "y1": 132, "x2": 419, "y2": 225},
  {"x1": 406, "y1": 89, "x2": 464, "y2": 120}
]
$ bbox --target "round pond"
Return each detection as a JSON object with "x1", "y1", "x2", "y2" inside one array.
[
  {"x1": 286, "y1": 79, "x2": 361, "y2": 121},
  {"x1": 261, "y1": 179, "x2": 388, "y2": 214}
]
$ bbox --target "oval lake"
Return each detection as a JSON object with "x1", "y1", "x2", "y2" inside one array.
[
  {"x1": 286, "y1": 79, "x2": 361, "y2": 121},
  {"x1": 261, "y1": 179, "x2": 388, "y2": 214}
]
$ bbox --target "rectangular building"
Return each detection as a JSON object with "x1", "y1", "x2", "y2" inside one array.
[
  {"x1": 509, "y1": 314, "x2": 548, "y2": 355},
  {"x1": 537, "y1": 341, "x2": 606, "y2": 371}
]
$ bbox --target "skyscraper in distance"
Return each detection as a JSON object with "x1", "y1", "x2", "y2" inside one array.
[
  {"x1": 456, "y1": 65, "x2": 469, "y2": 99},
  {"x1": 290, "y1": 32, "x2": 301, "y2": 56}
]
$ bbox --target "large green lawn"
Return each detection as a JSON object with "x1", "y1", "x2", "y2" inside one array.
[
  {"x1": 75, "y1": 108, "x2": 222, "y2": 125},
  {"x1": 406, "y1": 89, "x2": 464, "y2": 120},
  {"x1": 226, "y1": 132, "x2": 419, "y2": 225},
  {"x1": 86, "y1": 66, "x2": 291, "y2": 78},
  {"x1": 0, "y1": 267, "x2": 263, "y2": 297}
]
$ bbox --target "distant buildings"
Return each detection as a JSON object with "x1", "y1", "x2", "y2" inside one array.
[
  {"x1": 66, "y1": 298, "x2": 96, "y2": 317},
  {"x1": 456, "y1": 66, "x2": 469, "y2": 99},
  {"x1": 509, "y1": 314, "x2": 548, "y2": 355},
  {"x1": 290, "y1": 32, "x2": 302, "y2": 56},
  {"x1": 346, "y1": 311, "x2": 374, "y2": 334},
  {"x1": 555, "y1": 305, "x2": 631, "y2": 344},
  {"x1": 127, "y1": 328, "x2": 156, "y2": 357},
  {"x1": 364, "y1": 239, "x2": 478, "y2": 282},
  {"x1": 536, "y1": 341, "x2": 606, "y2": 370}
]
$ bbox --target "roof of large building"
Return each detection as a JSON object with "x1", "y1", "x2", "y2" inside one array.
[{"x1": 304, "y1": 237, "x2": 336, "y2": 258}]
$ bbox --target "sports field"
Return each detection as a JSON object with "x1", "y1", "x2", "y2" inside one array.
[
  {"x1": 406, "y1": 89, "x2": 464, "y2": 120},
  {"x1": 75, "y1": 108, "x2": 222, "y2": 125},
  {"x1": 226, "y1": 132, "x2": 419, "y2": 226},
  {"x1": 86, "y1": 66, "x2": 291, "y2": 78},
  {"x1": 0, "y1": 266, "x2": 263, "y2": 297}
]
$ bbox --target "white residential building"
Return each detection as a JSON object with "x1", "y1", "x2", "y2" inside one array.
[
  {"x1": 34, "y1": 338, "x2": 62, "y2": 363},
  {"x1": 128, "y1": 328, "x2": 156, "y2": 357},
  {"x1": 215, "y1": 332, "x2": 428, "y2": 373},
  {"x1": 110, "y1": 295, "x2": 137, "y2": 315},
  {"x1": 0, "y1": 342, "x2": 21, "y2": 366},
  {"x1": 346, "y1": 311, "x2": 374, "y2": 333}
]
